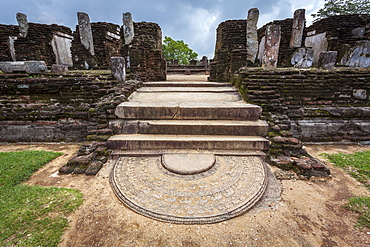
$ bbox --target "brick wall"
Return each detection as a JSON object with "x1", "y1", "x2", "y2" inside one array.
[
  {"x1": 0, "y1": 73, "x2": 141, "y2": 142},
  {"x1": 232, "y1": 68, "x2": 370, "y2": 145}
]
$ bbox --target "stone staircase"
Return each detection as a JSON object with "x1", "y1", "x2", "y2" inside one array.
[
  {"x1": 108, "y1": 81, "x2": 269, "y2": 154},
  {"x1": 107, "y1": 80, "x2": 277, "y2": 224}
]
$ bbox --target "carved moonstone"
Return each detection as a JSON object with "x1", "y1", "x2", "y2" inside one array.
[
  {"x1": 123, "y1": 12, "x2": 134, "y2": 45},
  {"x1": 111, "y1": 57, "x2": 126, "y2": 83},
  {"x1": 262, "y1": 25, "x2": 281, "y2": 68},
  {"x1": 246, "y1": 8, "x2": 259, "y2": 63},
  {"x1": 77, "y1": 12, "x2": 95, "y2": 56},
  {"x1": 290, "y1": 9, "x2": 305, "y2": 48},
  {"x1": 16, "y1": 12, "x2": 29, "y2": 38}
]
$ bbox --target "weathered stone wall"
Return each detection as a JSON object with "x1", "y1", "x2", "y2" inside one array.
[
  {"x1": 233, "y1": 68, "x2": 370, "y2": 144},
  {"x1": 258, "y1": 18, "x2": 303, "y2": 67},
  {"x1": 209, "y1": 20, "x2": 247, "y2": 82},
  {"x1": 0, "y1": 23, "x2": 72, "y2": 65},
  {"x1": 307, "y1": 14, "x2": 370, "y2": 55},
  {"x1": 121, "y1": 22, "x2": 166, "y2": 81},
  {"x1": 72, "y1": 22, "x2": 121, "y2": 69},
  {"x1": 0, "y1": 73, "x2": 141, "y2": 142}
]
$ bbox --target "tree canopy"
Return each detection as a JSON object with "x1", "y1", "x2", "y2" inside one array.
[
  {"x1": 312, "y1": 0, "x2": 370, "y2": 21},
  {"x1": 162, "y1": 36, "x2": 198, "y2": 65}
]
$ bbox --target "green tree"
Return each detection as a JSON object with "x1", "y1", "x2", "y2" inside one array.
[
  {"x1": 162, "y1": 36, "x2": 198, "y2": 65},
  {"x1": 312, "y1": 0, "x2": 370, "y2": 21}
]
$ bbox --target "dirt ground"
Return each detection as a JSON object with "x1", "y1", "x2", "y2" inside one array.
[{"x1": 1, "y1": 143, "x2": 369, "y2": 247}]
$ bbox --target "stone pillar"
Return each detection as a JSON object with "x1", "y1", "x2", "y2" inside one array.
[
  {"x1": 246, "y1": 8, "x2": 259, "y2": 63},
  {"x1": 257, "y1": 36, "x2": 265, "y2": 65},
  {"x1": 290, "y1": 9, "x2": 305, "y2": 48},
  {"x1": 123, "y1": 12, "x2": 134, "y2": 45},
  {"x1": 111, "y1": 57, "x2": 126, "y2": 83},
  {"x1": 77, "y1": 12, "x2": 95, "y2": 56},
  {"x1": 16, "y1": 13, "x2": 29, "y2": 38},
  {"x1": 262, "y1": 25, "x2": 281, "y2": 68},
  {"x1": 317, "y1": 51, "x2": 338, "y2": 69},
  {"x1": 8, "y1": 36, "x2": 18, "y2": 61}
]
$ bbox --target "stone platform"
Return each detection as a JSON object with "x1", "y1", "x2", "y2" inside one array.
[{"x1": 108, "y1": 80, "x2": 280, "y2": 224}]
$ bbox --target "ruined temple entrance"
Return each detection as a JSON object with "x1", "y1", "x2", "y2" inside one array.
[{"x1": 107, "y1": 77, "x2": 281, "y2": 224}]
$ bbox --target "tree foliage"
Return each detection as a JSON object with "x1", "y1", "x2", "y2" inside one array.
[
  {"x1": 162, "y1": 36, "x2": 198, "y2": 65},
  {"x1": 312, "y1": 0, "x2": 370, "y2": 21}
]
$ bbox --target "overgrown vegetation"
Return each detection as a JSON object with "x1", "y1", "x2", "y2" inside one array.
[
  {"x1": 312, "y1": 0, "x2": 370, "y2": 21},
  {"x1": 0, "y1": 151, "x2": 84, "y2": 246},
  {"x1": 323, "y1": 150, "x2": 370, "y2": 228}
]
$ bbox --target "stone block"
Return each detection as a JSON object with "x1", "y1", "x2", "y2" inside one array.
[
  {"x1": 339, "y1": 41, "x2": 370, "y2": 67},
  {"x1": 305, "y1": 32, "x2": 328, "y2": 65},
  {"x1": 291, "y1": 48, "x2": 314, "y2": 68},
  {"x1": 111, "y1": 57, "x2": 126, "y2": 83},
  {"x1": 317, "y1": 51, "x2": 337, "y2": 69},
  {"x1": 0, "y1": 61, "x2": 48, "y2": 73},
  {"x1": 51, "y1": 64, "x2": 68, "y2": 74}
]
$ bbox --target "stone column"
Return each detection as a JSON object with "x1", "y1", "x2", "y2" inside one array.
[
  {"x1": 290, "y1": 9, "x2": 305, "y2": 48},
  {"x1": 262, "y1": 25, "x2": 281, "y2": 68},
  {"x1": 111, "y1": 57, "x2": 126, "y2": 83},
  {"x1": 246, "y1": 8, "x2": 259, "y2": 63},
  {"x1": 123, "y1": 12, "x2": 134, "y2": 45},
  {"x1": 77, "y1": 12, "x2": 95, "y2": 56},
  {"x1": 16, "y1": 13, "x2": 29, "y2": 38}
]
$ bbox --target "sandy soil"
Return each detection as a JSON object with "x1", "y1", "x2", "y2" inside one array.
[{"x1": 1, "y1": 143, "x2": 370, "y2": 247}]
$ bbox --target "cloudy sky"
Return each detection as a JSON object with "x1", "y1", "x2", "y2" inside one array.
[{"x1": 0, "y1": 0, "x2": 324, "y2": 58}]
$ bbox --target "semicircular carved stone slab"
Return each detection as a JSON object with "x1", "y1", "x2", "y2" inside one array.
[{"x1": 110, "y1": 155, "x2": 267, "y2": 224}]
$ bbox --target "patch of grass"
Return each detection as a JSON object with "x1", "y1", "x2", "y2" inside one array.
[
  {"x1": 323, "y1": 150, "x2": 370, "y2": 228},
  {"x1": 0, "y1": 150, "x2": 84, "y2": 247}
]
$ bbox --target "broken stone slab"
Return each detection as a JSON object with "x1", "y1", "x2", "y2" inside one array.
[
  {"x1": 51, "y1": 64, "x2": 68, "y2": 73},
  {"x1": 317, "y1": 51, "x2": 338, "y2": 69},
  {"x1": 123, "y1": 12, "x2": 134, "y2": 45},
  {"x1": 77, "y1": 12, "x2": 95, "y2": 56},
  {"x1": 0, "y1": 61, "x2": 48, "y2": 73},
  {"x1": 111, "y1": 57, "x2": 126, "y2": 83},
  {"x1": 8, "y1": 36, "x2": 17, "y2": 61},
  {"x1": 16, "y1": 12, "x2": 28, "y2": 38},
  {"x1": 262, "y1": 25, "x2": 281, "y2": 68},
  {"x1": 246, "y1": 8, "x2": 259, "y2": 63},
  {"x1": 51, "y1": 32, "x2": 73, "y2": 67},
  {"x1": 290, "y1": 9, "x2": 305, "y2": 48},
  {"x1": 304, "y1": 32, "x2": 328, "y2": 65},
  {"x1": 291, "y1": 48, "x2": 314, "y2": 68},
  {"x1": 257, "y1": 36, "x2": 265, "y2": 65},
  {"x1": 339, "y1": 40, "x2": 370, "y2": 67}
]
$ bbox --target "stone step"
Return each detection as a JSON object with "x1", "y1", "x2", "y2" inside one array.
[
  {"x1": 110, "y1": 149, "x2": 267, "y2": 159},
  {"x1": 128, "y1": 91, "x2": 242, "y2": 103},
  {"x1": 137, "y1": 87, "x2": 238, "y2": 93},
  {"x1": 143, "y1": 81, "x2": 232, "y2": 87},
  {"x1": 115, "y1": 102, "x2": 262, "y2": 120},
  {"x1": 110, "y1": 119, "x2": 268, "y2": 136},
  {"x1": 107, "y1": 134, "x2": 270, "y2": 151}
]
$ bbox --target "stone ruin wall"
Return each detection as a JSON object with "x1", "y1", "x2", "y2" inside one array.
[
  {"x1": 210, "y1": 14, "x2": 370, "y2": 82},
  {"x1": 0, "y1": 13, "x2": 166, "y2": 81},
  {"x1": 0, "y1": 23, "x2": 73, "y2": 66}
]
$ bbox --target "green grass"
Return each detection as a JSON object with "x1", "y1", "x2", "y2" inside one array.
[
  {"x1": 323, "y1": 150, "x2": 370, "y2": 228},
  {"x1": 0, "y1": 150, "x2": 84, "y2": 247}
]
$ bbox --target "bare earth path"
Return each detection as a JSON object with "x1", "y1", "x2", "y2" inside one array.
[{"x1": 1, "y1": 76, "x2": 370, "y2": 246}]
